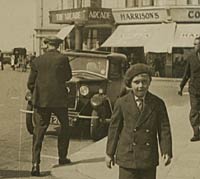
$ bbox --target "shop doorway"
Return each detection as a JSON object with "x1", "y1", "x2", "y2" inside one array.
[
  {"x1": 146, "y1": 53, "x2": 167, "y2": 77},
  {"x1": 172, "y1": 48, "x2": 192, "y2": 78},
  {"x1": 116, "y1": 47, "x2": 145, "y2": 66}
]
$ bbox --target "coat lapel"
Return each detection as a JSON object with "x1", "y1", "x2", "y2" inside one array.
[
  {"x1": 136, "y1": 92, "x2": 155, "y2": 128},
  {"x1": 124, "y1": 92, "x2": 140, "y2": 117}
]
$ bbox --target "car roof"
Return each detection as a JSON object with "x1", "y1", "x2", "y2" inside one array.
[{"x1": 63, "y1": 50, "x2": 127, "y2": 62}]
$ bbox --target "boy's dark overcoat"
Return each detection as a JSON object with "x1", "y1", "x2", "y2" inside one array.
[{"x1": 106, "y1": 91, "x2": 172, "y2": 169}]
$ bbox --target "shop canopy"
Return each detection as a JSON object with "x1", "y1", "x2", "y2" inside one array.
[
  {"x1": 56, "y1": 25, "x2": 74, "y2": 40},
  {"x1": 173, "y1": 24, "x2": 200, "y2": 47},
  {"x1": 101, "y1": 23, "x2": 176, "y2": 53}
]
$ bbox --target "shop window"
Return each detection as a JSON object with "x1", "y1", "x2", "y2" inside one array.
[
  {"x1": 187, "y1": 0, "x2": 200, "y2": 5},
  {"x1": 146, "y1": 53, "x2": 166, "y2": 77},
  {"x1": 126, "y1": 0, "x2": 139, "y2": 7},
  {"x1": 82, "y1": 0, "x2": 91, "y2": 7},
  {"x1": 172, "y1": 48, "x2": 193, "y2": 78},
  {"x1": 142, "y1": 0, "x2": 154, "y2": 6}
]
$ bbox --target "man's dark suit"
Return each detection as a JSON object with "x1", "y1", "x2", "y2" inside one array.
[
  {"x1": 27, "y1": 49, "x2": 72, "y2": 165},
  {"x1": 180, "y1": 51, "x2": 200, "y2": 138},
  {"x1": 106, "y1": 91, "x2": 172, "y2": 179}
]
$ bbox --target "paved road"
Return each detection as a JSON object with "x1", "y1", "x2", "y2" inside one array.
[{"x1": 0, "y1": 65, "x2": 93, "y2": 179}]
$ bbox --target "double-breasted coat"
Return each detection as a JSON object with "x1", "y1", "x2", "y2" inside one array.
[
  {"x1": 27, "y1": 49, "x2": 72, "y2": 108},
  {"x1": 106, "y1": 91, "x2": 172, "y2": 169}
]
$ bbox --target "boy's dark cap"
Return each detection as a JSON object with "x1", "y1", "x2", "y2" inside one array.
[
  {"x1": 43, "y1": 36, "x2": 63, "y2": 45},
  {"x1": 125, "y1": 63, "x2": 152, "y2": 87}
]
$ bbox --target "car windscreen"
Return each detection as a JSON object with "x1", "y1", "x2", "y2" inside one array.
[{"x1": 69, "y1": 56, "x2": 108, "y2": 77}]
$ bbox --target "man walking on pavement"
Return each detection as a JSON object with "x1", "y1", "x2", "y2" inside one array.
[
  {"x1": 106, "y1": 63, "x2": 172, "y2": 179},
  {"x1": 27, "y1": 36, "x2": 72, "y2": 176},
  {"x1": 0, "y1": 50, "x2": 4, "y2": 70},
  {"x1": 178, "y1": 36, "x2": 200, "y2": 142}
]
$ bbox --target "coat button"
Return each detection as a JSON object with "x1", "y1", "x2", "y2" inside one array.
[
  {"x1": 146, "y1": 142, "x2": 150, "y2": 146},
  {"x1": 133, "y1": 128, "x2": 137, "y2": 132},
  {"x1": 132, "y1": 142, "x2": 137, "y2": 146},
  {"x1": 145, "y1": 129, "x2": 150, "y2": 133}
]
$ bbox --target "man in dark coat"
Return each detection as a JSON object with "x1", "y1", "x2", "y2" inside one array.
[
  {"x1": 27, "y1": 36, "x2": 72, "y2": 176},
  {"x1": 106, "y1": 63, "x2": 172, "y2": 179},
  {"x1": 0, "y1": 50, "x2": 4, "y2": 70},
  {"x1": 178, "y1": 36, "x2": 200, "y2": 142}
]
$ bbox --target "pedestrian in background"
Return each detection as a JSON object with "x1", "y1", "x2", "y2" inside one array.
[
  {"x1": 29, "y1": 51, "x2": 36, "y2": 68},
  {"x1": 178, "y1": 36, "x2": 200, "y2": 142},
  {"x1": 106, "y1": 63, "x2": 172, "y2": 179},
  {"x1": 27, "y1": 36, "x2": 72, "y2": 176},
  {"x1": 0, "y1": 50, "x2": 4, "y2": 70}
]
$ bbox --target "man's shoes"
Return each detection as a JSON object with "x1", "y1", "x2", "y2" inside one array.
[
  {"x1": 31, "y1": 164, "x2": 40, "y2": 176},
  {"x1": 190, "y1": 136, "x2": 200, "y2": 142},
  {"x1": 59, "y1": 158, "x2": 71, "y2": 165}
]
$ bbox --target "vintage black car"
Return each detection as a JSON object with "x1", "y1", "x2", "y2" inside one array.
[
  {"x1": 24, "y1": 50, "x2": 127, "y2": 140},
  {"x1": 64, "y1": 50, "x2": 127, "y2": 140}
]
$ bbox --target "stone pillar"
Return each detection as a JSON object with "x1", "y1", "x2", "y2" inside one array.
[{"x1": 75, "y1": 25, "x2": 83, "y2": 50}]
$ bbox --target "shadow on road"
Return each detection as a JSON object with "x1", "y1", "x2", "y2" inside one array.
[
  {"x1": 0, "y1": 169, "x2": 51, "y2": 178},
  {"x1": 46, "y1": 125, "x2": 108, "y2": 141},
  {"x1": 53, "y1": 156, "x2": 105, "y2": 168}
]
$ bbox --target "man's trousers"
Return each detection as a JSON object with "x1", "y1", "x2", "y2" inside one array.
[
  {"x1": 189, "y1": 95, "x2": 200, "y2": 137},
  {"x1": 32, "y1": 107, "x2": 70, "y2": 164}
]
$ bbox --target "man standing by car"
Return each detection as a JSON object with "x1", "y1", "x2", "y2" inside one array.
[
  {"x1": 106, "y1": 63, "x2": 172, "y2": 179},
  {"x1": 27, "y1": 36, "x2": 72, "y2": 176},
  {"x1": 0, "y1": 50, "x2": 4, "y2": 70},
  {"x1": 178, "y1": 36, "x2": 200, "y2": 142}
]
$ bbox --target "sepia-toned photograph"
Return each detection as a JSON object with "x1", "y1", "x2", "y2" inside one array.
[{"x1": 1, "y1": 0, "x2": 200, "y2": 178}]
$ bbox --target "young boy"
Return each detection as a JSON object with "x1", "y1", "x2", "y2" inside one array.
[{"x1": 106, "y1": 63, "x2": 172, "y2": 179}]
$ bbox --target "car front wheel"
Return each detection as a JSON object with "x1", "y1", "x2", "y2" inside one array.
[{"x1": 90, "y1": 110, "x2": 108, "y2": 141}]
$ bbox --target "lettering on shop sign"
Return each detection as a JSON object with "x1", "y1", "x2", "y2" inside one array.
[
  {"x1": 120, "y1": 12, "x2": 160, "y2": 21},
  {"x1": 188, "y1": 10, "x2": 200, "y2": 19},
  {"x1": 55, "y1": 11, "x2": 81, "y2": 21},
  {"x1": 89, "y1": 11, "x2": 111, "y2": 20},
  {"x1": 181, "y1": 33, "x2": 200, "y2": 38}
]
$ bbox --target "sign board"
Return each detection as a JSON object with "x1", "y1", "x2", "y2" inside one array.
[
  {"x1": 170, "y1": 8, "x2": 200, "y2": 22},
  {"x1": 50, "y1": 7, "x2": 113, "y2": 24},
  {"x1": 113, "y1": 8, "x2": 168, "y2": 24}
]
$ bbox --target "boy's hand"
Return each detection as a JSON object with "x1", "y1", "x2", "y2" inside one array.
[
  {"x1": 105, "y1": 155, "x2": 115, "y2": 169},
  {"x1": 162, "y1": 154, "x2": 171, "y2": 166}
]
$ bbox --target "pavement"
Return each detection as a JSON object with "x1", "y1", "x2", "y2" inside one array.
[{"x1": 51, "y1": 79, "x2": 200, "y2": 179}]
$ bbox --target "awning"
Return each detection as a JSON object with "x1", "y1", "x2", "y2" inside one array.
[
  {"x1": 101, "y1": 23, "x2": 176, "y2": 53},
  {"x1": 56, "y1": 25, "x2": 74, "y2": 40},
  {"x1": 173, "y1": 24, "x2": 200, "y2": 47}
]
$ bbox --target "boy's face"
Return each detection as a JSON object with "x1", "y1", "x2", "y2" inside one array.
[{"x1": 131, "y1": 73, "x2": 151, "y2": 98}]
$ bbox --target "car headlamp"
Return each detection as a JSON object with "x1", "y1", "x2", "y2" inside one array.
[{"x1": 80, "y1": 85, "x2": 89, "y2": 96}]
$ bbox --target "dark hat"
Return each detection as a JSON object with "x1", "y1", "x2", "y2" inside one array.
[
  {"x1": 43, "y1": 36, "x2": 63, "y2": 45},
  {"x1": 125, "y1": 63, "x2": 152, "y2": 87}
]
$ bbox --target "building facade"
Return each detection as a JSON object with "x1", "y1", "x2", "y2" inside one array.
[
  {"x1": 35, "y1": 0, "x2": 114, "y2": 54},
  {"x1": 102, "y1": 0, "x2": 200, "y2": 77},
  {"x1": 36, "y1": 0, "x2": 200, "y2": 77}
]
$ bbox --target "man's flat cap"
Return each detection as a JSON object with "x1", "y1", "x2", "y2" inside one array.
[
  {"x1": 125, "y1": 63, "x2": 152, "y2": 87},
  {"x1": 43, "y1": 36, "x2": 63, "y2": 45}
]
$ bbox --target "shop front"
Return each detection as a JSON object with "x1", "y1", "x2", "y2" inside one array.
[
  {"x1": 170, "y1": 7, "x2": 200, "y2": 78},
  {"x1": 102, "y1": 6, "x2": 200, "y2": 78},
  {"x1": 49, "y1": 7, "x2": 114, "y2": 51}
]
